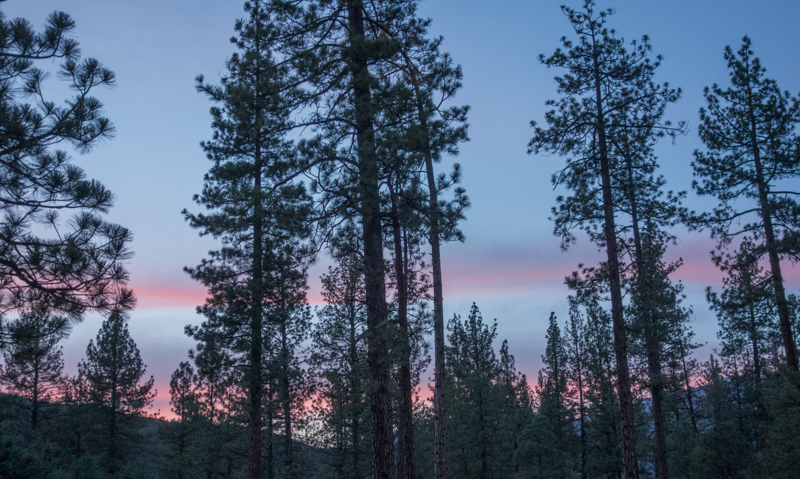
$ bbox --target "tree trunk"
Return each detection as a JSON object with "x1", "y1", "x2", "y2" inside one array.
[
  {"x1": 390, "y1": 181, "x2": 417, "y2": 479},
  {"x1": 347, "y1": 3, "x2": 393, "y2": 478},
  {"x1": 248, "y1": 140, "x2": 264, "y2": 479},
  {"x1": 625, "y1": 159, "x2": 669, "y2": 479},
  {"x1": 408, "y1": 72, "x2": 447, "y2": 479},
  {"x1": 748, "y1": 105, "x2": 799, "y2": 371},
  {"x1": 281, "y1": 318, "x2": 293, "y2": 478},
  {"x1": 592, "y1": 46, "x2": 639, "y2": 478}
]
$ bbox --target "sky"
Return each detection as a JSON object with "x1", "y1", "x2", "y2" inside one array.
[{"x1": 4, "y1": 0, "x2": 800, "y2": 416}]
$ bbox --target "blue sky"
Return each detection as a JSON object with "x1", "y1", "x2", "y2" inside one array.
[{"x1": 5, "y1": 0, "x2": 800, "y2": 414}]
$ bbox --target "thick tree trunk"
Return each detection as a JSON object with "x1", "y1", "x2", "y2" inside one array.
[{"x1": 347, "y1": 3, "x2": 393, "y2": 478}]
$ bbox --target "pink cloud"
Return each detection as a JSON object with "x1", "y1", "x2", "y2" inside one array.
[
  {"x1": 437, "y1": 237, "x2": 800, "y2": 299},
  {"x1": 131, "y1": 282, "x2": 326, "y2": 309},
  {"x1": 131, "y1": 282, "x2": 208, "y2": 309}
]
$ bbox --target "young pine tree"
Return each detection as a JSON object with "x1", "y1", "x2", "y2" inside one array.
[
  {"x1": 162, "y1": 361, "x2": 202, "y2": 479},
  {"x1": 79, "y1": 311, "x2": 155, "y2": 474},
  {"x1": 309, "y1": 229, "x2": 370, "y2": 479},
  {"x1": 445, "y1": 303, "x2": 509, "y2": 479},
  {"x1": 707, "y1": 237, "x2": 777, "y2": 440},
  {"x1": 0, "y1": 307, "x2": 67, "y2": 430}
]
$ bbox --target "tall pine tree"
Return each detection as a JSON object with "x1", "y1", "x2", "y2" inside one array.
[
  {"x1": 528, "y1": 3, "x2": 682, "y2": 474},
  {"x1": 184, "y1": 2, "x2": 310, "y2": 477},
  {"x1": 692, "y1": 36, "x2": 800, "y2": 371}
]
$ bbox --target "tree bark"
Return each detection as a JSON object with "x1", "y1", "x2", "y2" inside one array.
[{"x1": 347, "y1": 3, "x2": 393, "y2": 478}]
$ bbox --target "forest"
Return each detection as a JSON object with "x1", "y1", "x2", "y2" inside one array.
[{"x1": 0, "y1": 0, "x2": 799, "y2": 478}]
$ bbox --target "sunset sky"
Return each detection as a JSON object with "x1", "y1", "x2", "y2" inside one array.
[{"x1": 5, "y1": 0, "x2": 799, "y2": 415}]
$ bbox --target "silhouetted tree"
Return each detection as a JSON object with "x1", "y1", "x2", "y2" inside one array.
[
  {"x1": 692, "y1": 36, "x2": 800, "y2": 371},
  {"x1": 310, "y1": 229, "x2": 370, "y2": 479},
  {"x1": 0, "y1": 306, "x2": 66, "y2": 429},
  {"x1": 392, "y1": 20, "x2": 470, "y2": 479},
  {"x1": 0, "y1": 4, "x2": 133, "y2": 332},
  {"x1": 79, "y1": 311, "x2": 155, "y2": 474},
  {"x1": 446, "y1": 304, "x2": 512, "y2": 479},
  {"x1": 162, "y1": 361, "x2": 201, "y2": 479},
  {"x1": 185, "y1": 2, "x2": 309, "y2": 477},
  {"x1": 528, "y1": 2, "x2": 684, "y2": 474}
]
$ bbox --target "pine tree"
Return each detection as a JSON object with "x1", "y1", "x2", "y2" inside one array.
[
  {"x1": 528, "y1": 3, "x2": 685, "y2": 474},
  {"x1": 162, "y1": 361, "x2": 201, "y2": 479},
  {"x1": 0, "y1": 307, "x2": 66, "y2": 430},
  {"x1": 384, "y1": 150, "x2": 419, "y2": 479},
  {"x1": 309, "y1": 229, "x2": 370, "y2": 479},
  {"x1": 445, "y1": 303, "x2": 510, "y2": 479},
  {"x1": 79, "y1": 311, "x2": 155, "y2": 473},
  {"x1": 625, "y1": 228, "x2": 696, "y2": 479},
  {"x1": 692, "y1": 36, "x2": 800, "y2": 371},
  {"x1": 59, "y1": 372, "x2": 97, "y2": 472},
  {"x1": 533, "y1": 313, "x2": 575, "y2": 476},
  {"x1": 497, "y1": 339, "x2": 533, "y2": 477},
  {"x1": 184, "y1": 2, "x2": 310, "y2": 477},
  {"x1": 272, "y1": 295, "x2": 311, "y2": 478},
  {"x1": 188, "y1": 336, "x2": 236, "y2": 479},
  {"x1": 609, "y1": 54, "x2": 685, "y2": 478},
  {"x1": 0, "y1": 5, "x2": 134, "y2": 328},
  {"x1": 707, "y1": 237, "x2": 777, "y2": 445},
  {"x1": 261, "y1": 2, "x2": 434, "y2": 474},
  {"x1": 565, "y1": 297, "x2": 589, "y2": 478},
  {"x1": 580, "y1": 288, "x2": 624, "y2": 479},
  {"x1": 392, "y1": 20, "x2": 470, "y2": 479},
  {"x1": 690, "y1": 354, "x2": 753, "y2": 478}
]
